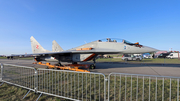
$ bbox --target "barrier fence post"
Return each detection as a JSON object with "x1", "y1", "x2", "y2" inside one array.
[
  {"x1": 105, "y1": 77, "x2": 108, "y2": 101},
  {"x1": 34, "y1": 69, "x2": 38, "y2": 93},
  {"x1": 0, "y1": 63, "x2": 3, "y2": 82},
  {"x1": 0, "y1": 64, "x2": 4, "y2": 86},
  {"x1": 108, "y1": 75, "x2": 110, "y2": 101}
]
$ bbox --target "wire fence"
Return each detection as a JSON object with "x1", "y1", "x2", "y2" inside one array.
[{"x1": 108, "y1": 73, "x2": 180, "y2": 101}]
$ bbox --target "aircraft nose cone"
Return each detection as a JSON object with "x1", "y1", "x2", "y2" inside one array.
[{"x1": 143, "y1": 46, "x2": 158, "y2": 53}]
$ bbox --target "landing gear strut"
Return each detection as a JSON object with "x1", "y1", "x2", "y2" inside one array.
[
  {"x1": 57, "y1": 61, "x2": 63, "y2": 66},
  {"x1": 53, "y1": 61, "x2": 63, "y2": 67},
  {"x1": 90, "y1": 58, "x2": 96, "y2": 69}
]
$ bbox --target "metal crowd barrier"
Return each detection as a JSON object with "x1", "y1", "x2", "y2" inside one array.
[
  {"x1": 0, "y1": 63, "x2": 106, "y2": 101},
  {"x1": 37, "y1": 68, "x2": 106, "y2": 101},
  {"x1": 1, "y1": 63, "x2": 180, "y2": 101},
  {"x1": 1, "y1": 63, "x2": 37, "y2": 92},
  {"x1": 108, "y1": 73, "x2": 180, "y2": 101}
]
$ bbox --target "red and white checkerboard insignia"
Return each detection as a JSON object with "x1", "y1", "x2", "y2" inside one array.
[{"x1": 36, "y1": 45, "x2": 39, "y2": 49}]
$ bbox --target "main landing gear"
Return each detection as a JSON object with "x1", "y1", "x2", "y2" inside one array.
[
  {"x1": 33, "y1": 58, "x2": 97, "y2": 72},
  {"x1": 90, "y1": 58, "x2": 96, "y2": 69}
]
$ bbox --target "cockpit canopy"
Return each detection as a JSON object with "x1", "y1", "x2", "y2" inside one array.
[
  {"x1": 97, "y1": 38, "x2": 143, "y2": 48},
  {"x1": 97, "y1": 38, "x2": 123, "y2": 43}
]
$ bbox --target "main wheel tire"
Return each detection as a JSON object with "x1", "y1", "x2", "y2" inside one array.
[{"x1": 90, "y1": 64, "x2": 95, "y2": 69}]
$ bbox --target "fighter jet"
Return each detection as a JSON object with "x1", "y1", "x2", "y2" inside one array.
[{"x1": 11, "y1": 36, "x2": 158, "y2": 69}]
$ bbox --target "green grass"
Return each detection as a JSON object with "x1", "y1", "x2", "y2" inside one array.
[
  {"x1": 96, "y1": 58, "x2": 124, "y2": 62},
  {"x1": 96, "y1": 58, "x2": 180, "y2": 64},
  {"x1": 18, "y1": 57, "x2": 34, "y2": 60},
  {"x1": 109, "y1": 54, "x2": 123, "y2": 57},
  {"x1": 0, "y1": 82, "x2": 69, "y2": 101},
  {"x1": 0, "y1": 57, "x2": 34, "y2": 60},
  {"x1": 0, "y1": 57, "x2": 7, "y2": 59}
]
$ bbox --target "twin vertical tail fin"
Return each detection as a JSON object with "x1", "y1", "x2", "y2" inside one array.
[
  {"x1": 30, "y1": 36, "x2": 50, "y2": 53},
  {"x1": 52, "y1": 40, "x2": 63, "y2": 52},
  {"x1": 30, "y1": 36, "x2": 63, "y2": 53}
]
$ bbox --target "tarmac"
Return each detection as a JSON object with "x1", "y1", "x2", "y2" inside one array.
[{"x1": 0, "y1": 59, "x2": 180, "y2": 77}]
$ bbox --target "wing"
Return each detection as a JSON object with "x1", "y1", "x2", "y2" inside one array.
[{"x1": 10, "y1": 48, "x2": 121, "y2": 58}]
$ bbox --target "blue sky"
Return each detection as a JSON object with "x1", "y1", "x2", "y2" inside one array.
[{"x1": 0, "y1": 0, "x2": 180, "y2": 55}]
